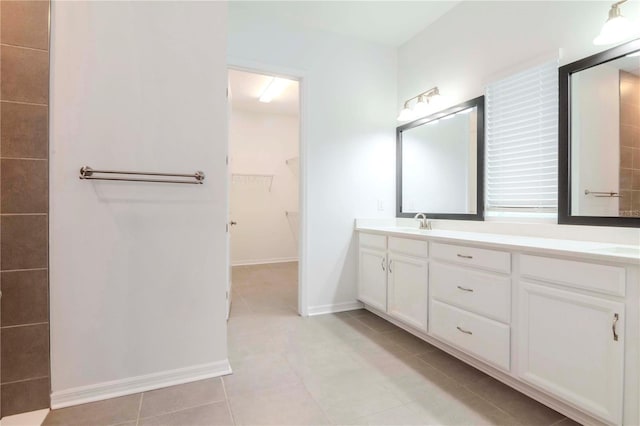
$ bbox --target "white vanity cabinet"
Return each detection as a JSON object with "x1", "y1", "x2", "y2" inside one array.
[
  {"x1": 357, "y1": 233, "x2": 387, "y2": 311},
  {"x1": 517, "y1": 255, "x2": 626, "y2": 425},
  {"x1": 355, "y1": 225, "x2": 639, "y2": 425},
  {"x1": 429, "y1": 243, "x2": 512, "y2": 371},
  {"x1": 357, "y1": 233, "x2": 429, "y2": 331},
  {"x1": 387, "y1": 237, "x2": 429, "y2": 331}
]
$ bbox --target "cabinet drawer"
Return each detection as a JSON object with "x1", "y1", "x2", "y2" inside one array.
[
  {"x1": 389, "y1": 236, "x2": 428, "y2": 258},
  {"x1": 359, "y1": 232, "x2": 386, "y2": 251},
  {"x1": 520, "y1": 255, "x2": 625, "y2": 297},
  {"x1": 430, "y1": 242, "x2": 511, "y2": 274},
  {"x1": 430, "y1": 300, "x2": 510, "y2": 371},
  {"x1": 430, "y1": 262, "x2": 511, "y2": 323}
]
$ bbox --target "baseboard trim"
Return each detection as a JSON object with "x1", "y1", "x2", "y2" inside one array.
[
  {"x1": 50, "y1": 360, "x2": 232, "y2": 409},
  {"x1": 307, "y1": 300, "x2": 363, "y2": 316},
  {"x1": 232, "y1": 257, "x2": 298, "y2": 267}
]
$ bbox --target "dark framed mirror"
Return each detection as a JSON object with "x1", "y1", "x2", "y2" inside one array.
[
  {"x1": 559, "y1": 38, "x2": 640, "y2": 227},
  {"x1": 396, "y1": 96, "x2": 484, "y2": 220}
]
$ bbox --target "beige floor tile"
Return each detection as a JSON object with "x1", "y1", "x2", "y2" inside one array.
[
  {"x1": 319, "y1": 387, "x2": 405, "y2": 424},
  {"x1": 139, "y1": 378, "x2": 226, "y2": 419},
  {"x1": 465, "y1": 376, "x2": 565, "y2": 426},
  {"x1": 382, "y1": 329, "x2": 438, "y2": 355},
  {"x1": 228, "y1": 383, "x2": 330, "y2": 425},
  {"x1": 43, "y1": 394, "x2": 141, "y2": 426},
  {"x1": 359, "y1": 403, "x2": 433, "y2": 425},
  {"x1": 223, "y1": 353, "x2": 302, "y2": 398},
  {"x1": 417, "y1": 349, "x2": 489, "y2": 386},
  {"x1": 138, "y1": 401, "x2": 233, "y2": 426},
  {"x1": 355, "y1": 315, "x2": 400, "y2": 333}
]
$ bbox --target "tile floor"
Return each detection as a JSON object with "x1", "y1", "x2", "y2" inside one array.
[{"x1": 43, "y1": 262, "x2": 580, "y2": 425}]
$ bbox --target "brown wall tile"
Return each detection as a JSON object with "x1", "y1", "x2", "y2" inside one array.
[
  {"x1": 621, "y1": 124, "x2": 640, "y2": 148},
  {"x1": 620, "y1": 103, "x2": 639, "y2": 127},
  {"x1": 620, "y1": 71, "x2": 640, "y2": 107},
  {"x1": 620, "y1": 167, "x2": 632, "y2": 191},
  {"x1": 0, "y1": 1, "x2": 49, "y2": 51},
  {"x1": 633, "y1": 191, "x2": 640, "y2": 211},
  {"x1": 0, "y1": 45, "x2": 49, "y2": 104},
  {"x1": 621, "y1": 146, "x2": 632, "y2": 169},
  {"x1": 1, "y1": 102, "x2": 48, "y2": 159},
  {"x1": 620, "y1": 190, "x2": 632, "y2": 211},
  {"x1": 1, "y1": 214, "x2": 48, "y2": 270},
  {"x1": 1, "y1": 323, "x2": 49, "y2": 383},
  {"x1": 0, "y1": 377, "x2": 49, "y2": 416},
  {"x1": 634, "y1": 169, "x2": 640, "y2": 190},
  {"x1": 1, "y1": 270, "x2": 48, "y2": 327},
  {"x1": 1, "y1": 159, "x2": 48, "y2": 213}
]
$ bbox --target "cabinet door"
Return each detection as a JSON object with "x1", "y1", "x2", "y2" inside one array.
[
  {"x1": 358, "y1": 248, "x2": 387, "y2": 311},
  {"x1": 517, "y1": 281, "x2": 625, "y2": 424},
  {"x1": 387, "y1": 253, "x2": 428, "y2": 331}
]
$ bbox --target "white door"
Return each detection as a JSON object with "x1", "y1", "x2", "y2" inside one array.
[
  {"x1": 387, "y1": 253, "x2": 428, "y2": 331},
  {"x1": 226, "y1": 77, "x2": 232, "y2": 320},
  {"x1": 517, "y1": 281, "x2": 625, "y2": 424},
  {"x1": 358, "y1": 248, "x2": 387, "y2": 311}
]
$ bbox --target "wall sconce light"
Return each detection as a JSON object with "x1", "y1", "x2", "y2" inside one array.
[
  {"x1": 397, "y1": 87, "x2": 441, "y2": 122},
  {"x1": 593, "y1": 0, "x2": 637, "y2": 45}
]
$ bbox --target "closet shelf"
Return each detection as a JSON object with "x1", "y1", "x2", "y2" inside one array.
[{"x1": 232, "y1": 173, "x2": 274, "y2": 192}]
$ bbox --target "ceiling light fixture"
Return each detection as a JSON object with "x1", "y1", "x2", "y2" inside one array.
[
  {"x1": 593, "y1": 0, "x2": 637, "y2": 45},
  {"x1": 397, "y1": 87, "x2": 441, "y2": 122},
  {"x1": 259, "y1": 77, "x2": 292, "y2": 103}
]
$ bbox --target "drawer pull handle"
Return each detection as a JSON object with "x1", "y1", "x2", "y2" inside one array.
[
  {"x1": 457, "y1": 254, "x2": 473, "y2": 259},
  {"x1": 457, "y1": 286, "x2": 474, "y2": 292},
  {"x1": 381, "y1": 258, "x2": 385, "y2": 271},
  {"x1": 389, "y1": 260, "x2": 393, "y2": 273},
  {"x1": 613, "y1": 313, "x2": 619, "y2": 342},
  {"x1": 456, "y1": 326, "x2": 473, "y2": 335}
]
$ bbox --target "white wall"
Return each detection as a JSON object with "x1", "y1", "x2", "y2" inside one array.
[
  {"x1": 49, "y1": 1, "x2": 229, "y2": 406},
  {"x1": 571, "y1": 64, "x2": 620, "y2": 216},
  {"x1": 228, "y1": 3, "x2": 397, "y2": 313},
  {"x1": 230, "y1": 108, "x2": 299, "y2": 265},
  {"x1": 399, "y1": 1, "x2": 640, "y2": 114}
]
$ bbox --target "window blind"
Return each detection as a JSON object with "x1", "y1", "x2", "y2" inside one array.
[{"x1": 485, "y1": 60, "x2": 559, "y2": 212}]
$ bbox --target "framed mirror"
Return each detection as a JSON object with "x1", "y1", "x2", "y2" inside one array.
[
  {"x1": 396, "y1": 96, "x2": 484, "y2": 220},
  {"x1": 559, "y1": 38, "x2": 640, "y2": 227}
]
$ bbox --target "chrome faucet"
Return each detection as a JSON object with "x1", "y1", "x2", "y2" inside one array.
[{"x1": 414, "y1": 213, "x2": 431, "y2": 230}]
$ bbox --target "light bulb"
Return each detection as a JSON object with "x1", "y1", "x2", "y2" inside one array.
[
  {"x1": 397, "y1": 107, "x2": 416, "y2": 122},
  {"x1": 413, "y1": 95, "x2": 430, "y2": 117},
  {"x1": 594, "y1": 4, "x2": 637, "y2": 45}
]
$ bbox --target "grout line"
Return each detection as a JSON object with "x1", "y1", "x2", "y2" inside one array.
[
  {"x1": 1, "y1": 267, "x2": 48, "y2": 273},
  {"x1": 1, "y1": 375, "x2": 49, "y2": 386},
  {"x1": 1, "y1": 321, "x2": 48, "y2": 330},
  {"x1": 135, "y1": 392, "x2": 144, "y2": 426},
  {"x1": 0, "y1": 42, "x2": 48, "y2": 53},
  {"x1": 0, "y1": 213, "x2": 48, "y2": 216},
  {"x1": 0, "y1": 99, "x2": 48, "y2": 107},
  {"x1": 221, "y1": 377, "x2": 237, "y2": 425},
  {"x1": 0, "y1": 157, "x2": 48, "y2": 161}
]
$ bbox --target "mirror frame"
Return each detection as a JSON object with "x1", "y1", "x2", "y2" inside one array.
[
  {"x1": 559, "y1": 38, "x2": 640, "y2": 227},
  {"x1": 396, "y1": 96, "x2": 485, "y2": 220}
]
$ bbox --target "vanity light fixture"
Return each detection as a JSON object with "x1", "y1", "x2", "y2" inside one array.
[
  {"x1": 259, "y1": 77, "x2": 292, "y2": 103},
  {"x1": 593, "y1": 0, "x2": 637, "y2": 45},
  {"x1": 397, "y1": 86, "x2": 441, "y2": 122}
]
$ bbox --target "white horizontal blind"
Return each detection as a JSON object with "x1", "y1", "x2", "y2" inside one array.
[{"x1": 486, "y1": 60, "x2": 558, "y2": 212}]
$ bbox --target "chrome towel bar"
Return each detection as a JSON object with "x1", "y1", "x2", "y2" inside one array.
[
  {"x1": 584, "y1": 189, "x2": 620, "y2": 198},
  {"x1": 79, "y1": 166, "x2": 205, "y2": 184}
]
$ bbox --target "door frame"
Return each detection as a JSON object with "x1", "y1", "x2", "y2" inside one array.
[{"x1": 227, "y1": 56, "x2": 309, "y2": 317}]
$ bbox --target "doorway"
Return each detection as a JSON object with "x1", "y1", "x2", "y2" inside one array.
[{"x1": 227, "y1": 68, "x2": 302, "y2": 318}]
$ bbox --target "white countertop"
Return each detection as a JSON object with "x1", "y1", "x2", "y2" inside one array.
[{"x1": 355, "y1": 222, "x2": 640, "y2": 264}]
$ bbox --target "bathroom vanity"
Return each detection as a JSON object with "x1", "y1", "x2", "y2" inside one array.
[{"x1": 355, "y1": 220, "x2": 639, "y2": 426}]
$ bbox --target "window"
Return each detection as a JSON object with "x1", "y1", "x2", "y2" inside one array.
[{"x1": 485, "y1": 60, "x2": 559, "y2": 216}]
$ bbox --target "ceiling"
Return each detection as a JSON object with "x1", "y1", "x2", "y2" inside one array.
[
  {"x1": 229, "y1": 69, "x2": 300, "y2": 115},
  {"x1": 229, "y1": 1, "x2": 461, "y2": 47}
]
